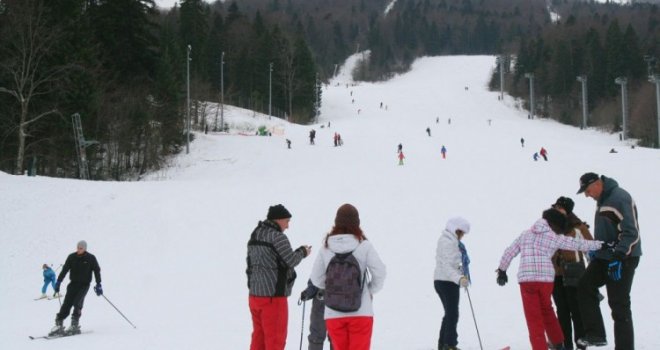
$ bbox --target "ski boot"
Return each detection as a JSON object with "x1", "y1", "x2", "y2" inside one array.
[
  {"x1": 65, "y1": 317, "x2": 81, "y2": 335},
  {"x1": 48, "y1": 318, "x2": 65, "y2": 336}
]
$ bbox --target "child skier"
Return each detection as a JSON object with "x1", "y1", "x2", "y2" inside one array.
[
  {"x1": 40, "y1": 264, "x2": 58, "y2": 299},
  {"x1": 441, "y1": 145, "x2": 447, "y2": 159},
  {"x1": 496, "y1": 209, "x2": 603, "y2": 350}
]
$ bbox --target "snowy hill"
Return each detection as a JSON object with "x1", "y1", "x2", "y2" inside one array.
[{"x1": 1, "y1": 55, "x2": 658, "y2": 350}]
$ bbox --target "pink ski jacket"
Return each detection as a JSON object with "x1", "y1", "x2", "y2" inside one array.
[{"x1": 498, "y1": 219, "x2": 603, "y2": 283}]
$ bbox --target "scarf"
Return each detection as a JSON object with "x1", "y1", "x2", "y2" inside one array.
[{"x1": 458, "y1": 241, "x2": 471, "y2": 284}]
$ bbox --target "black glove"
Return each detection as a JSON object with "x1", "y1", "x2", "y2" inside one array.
[
  {"x1": 54, "y1": 281, "x2": 61, "y2": 293},
  {"x1": 300, "y1": 284, "x2": 318, "y2": 301},
  {"x1": 600, "y1": 241, "x2": 617, "y2": 251},
  {"x1": 496, "y1": 269, "x2": 508, "y2": 286},
  {"x1": 296, "y1": 246, "x2": 309, "y2": 257},
  {"x1": 94, "y1": 283, "x2": 103, "y2": 296}
]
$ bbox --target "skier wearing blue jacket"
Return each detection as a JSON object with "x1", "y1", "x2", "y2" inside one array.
[{"x1": 41, "y1": 264, "x2": 58, "y2": 298}]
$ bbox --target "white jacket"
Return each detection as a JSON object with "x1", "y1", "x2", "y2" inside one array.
[
  {"x1": 433, "y1": 229, "x2": 464, "y2": 284},
  {"x1": 310, "y1": 234, "x2": 387, "y2": 320}
]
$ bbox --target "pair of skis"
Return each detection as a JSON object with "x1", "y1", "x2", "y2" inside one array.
[
  {"x1": 29, "y1": 330, "x2": 92, "y2": 340},
  {"x1": 33, "y1": 295, "x2": 62, "y2": 301}
]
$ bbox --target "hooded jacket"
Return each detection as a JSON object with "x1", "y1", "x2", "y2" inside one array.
[
  {"x1": 434, "y1": 229, "x2": 464, "y2": 284},
  {"x1": 310, "y1": 234, "x2": 386, "y2": 320},
  {"x1": 499, "y1": 219, "x2": 602, "y2": 283},
  {"x1": 592, "y1": 176, "x2": 642, "y2": 260}
]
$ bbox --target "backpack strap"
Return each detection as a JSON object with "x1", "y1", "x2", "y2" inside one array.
[{"x1": 248, "y1": 231, "x2": 289, "y2": 296}]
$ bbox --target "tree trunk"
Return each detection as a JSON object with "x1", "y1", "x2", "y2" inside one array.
[{"x1": 15, "y1": 104, "x2": 28, "y2": 175}]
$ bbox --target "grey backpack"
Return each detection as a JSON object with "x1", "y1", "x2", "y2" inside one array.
[{"x1": 324, "y1": 252, "x2": 365, "y2": 312}]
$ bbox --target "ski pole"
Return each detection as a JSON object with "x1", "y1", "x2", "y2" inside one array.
[
  {"x1": 102, "y1": 295, "x2": 137, "y2": 329},
  {"x1": 299, "y1": 300, "x2": 307, "y2": 350},
  {"x1": 465, "y1": 286, "x2": 484, "y2": 350}
]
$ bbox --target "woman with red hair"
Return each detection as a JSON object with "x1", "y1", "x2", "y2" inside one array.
[{"x1": 310, "y1": 204, "x2": 387, "y2": 350}]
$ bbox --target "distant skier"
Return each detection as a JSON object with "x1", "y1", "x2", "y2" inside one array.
[
  {"x1": 441, "y1": 145, "x2": 447, "y2": 159},
  {"x1": 380, "y1": 102, "x2": 383, "y2": 109},
  {"x1": 337, "y1": 134, "x2": 343, "y2": 146},
  {"x1": 333, "y1": 133, "x2": 338, "y2": 147},
  {"x1": 397, "y1": 143, "x2": 403, "y2": 153},
  {"x1": 448, "y1": 118, "x2": 451, "y2": 125},
  {"x1": 50, "y1": 240, "x2": 102, "y2": 336},
  {"x1": 521, "y1": 138, "x2": 525, "y2": 147},
  {"x1": 533, "y1": 152, "x2": 539, "y2": 161},
  {"x1": 309, "y1": 129, "x2": 316, "y2": 145},
  {"x1": 286, "y1": 139, "x2": 292, "y2": 149},
  {"x1": 398, "y1": 151, "x2": 405, "y2": 165},
  {"x1": 436, "y1": 117, "x2": 439, "y2": 124},
  {"x1": 609, "y1": 148, "x2": 617, "y2": 153},
  {"x1": 488, "y1": 119, "x2": 492, "y2": 126},
  {"x1": 540, "y1": 147, "x2": 548, "y2": 161},
  {"x1": 426, "y1": 127, "x2": 431, "y2": 137},
  {"x1": 40, "y1": 264, "x2": 58, "y2": 299}
]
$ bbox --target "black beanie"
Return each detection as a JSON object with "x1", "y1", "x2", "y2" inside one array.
[
  {"x1": 542, "y1": 208, "x2": 567, "y2": 234},
  {"x1": 335, "y1": 203, "x2": 360, "y2": 228},
  {"x1": 267, "y1": 204, "x2": 292, "y2": 220}
]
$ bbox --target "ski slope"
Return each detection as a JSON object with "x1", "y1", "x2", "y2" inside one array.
[{"x1": 1, "y1": 55, "x2": 658, "y2": 350}]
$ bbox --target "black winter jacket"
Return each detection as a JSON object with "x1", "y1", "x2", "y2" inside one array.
[{"x1": 57, "y1": 252, "x2": 101, "y2": 285}]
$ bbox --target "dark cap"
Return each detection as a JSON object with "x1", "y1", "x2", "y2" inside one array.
[
  {"x1": 577, "y1": 172, "x2": 600, "y2": 194},
  {"x1": 552, "y1": 196, "x2": 575, "y2": 214},
  {"x1": 267, "y1": 204, "x2": 292, "y2": 220}
]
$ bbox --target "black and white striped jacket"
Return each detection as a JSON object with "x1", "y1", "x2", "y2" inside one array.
[{"x1": 246, "y1": 220, "x2": 307, "y2": 297}]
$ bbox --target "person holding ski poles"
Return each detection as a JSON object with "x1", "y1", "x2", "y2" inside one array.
[
  {"x1": 300, "y1": 280, "x2": 333, "y2": 350},
  {"x1": 433, "y1": 217, "x2": 471, "y2": 350},
  {"x1": 40, "y1": 264, "x2": 58, "y2": 299},
  {"x1": 496, "y1": 209, "x2": 603, "y2": 350},
  {"x1": 50, "y1": 240, "x2": 102, "y2": 336}
]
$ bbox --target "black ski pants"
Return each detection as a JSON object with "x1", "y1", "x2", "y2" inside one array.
[
  {"x1": 434, "y1": 280, "x2": 460, "y2": 349},
  {"x1": 553, "y1": 276, "x2": 585, "y2": 350},
  {"x1": 57, "y1": 282, "x2": 90, "y2": 321},
  {"x1": 577, "y1": 257, "x2": 639, "y2": 350}
]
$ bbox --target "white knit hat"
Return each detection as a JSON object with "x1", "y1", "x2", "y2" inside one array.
[{"x1": 445, "y1": 217, "x2": 470, "y2": 235}]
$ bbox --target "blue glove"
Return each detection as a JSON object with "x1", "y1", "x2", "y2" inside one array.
[
  {"x1": 94, "y1": 283, "x2": 103, "y2": 296},
  {"x1": 54, "y1": 281, "x2": 61, "y2": 293},
  {"x1": 608, "y1": 260, "x2": 622, "y2": 281}
]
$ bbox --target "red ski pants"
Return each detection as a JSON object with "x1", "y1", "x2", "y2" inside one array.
[
  {"x1": 249, "y1": 296, "x2": 288, "y2": 350},
  {"x1": 520, "y1": 282, "x2": 564, "y2": 350},
  {"x1": 326, "y1": 316, "x2": 373, "y2": 350}
]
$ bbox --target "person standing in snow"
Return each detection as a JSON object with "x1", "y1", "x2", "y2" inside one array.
[
  {"x1": 426, "y1": 127, "x2": 432, "y2": 136},
  {"x1": 300, "y1": 280, "x2": 333, "y2": 350},
  {"x1": 398, "y1": 151, "x2": 405, "y2": 165},
  {"x1": 575, "y1": 173, "x2": 641, "y2": 349},
  {"x1": 496, "y1": 209, "x2": 603, "y2": 350},
  {"x1": 441, "y1": 145, "x2": 447, "y2": 159},
  {"x1": 333, "y1": 133, "x2": 338, "y2": 147},
  {"x1": 550, "y1": 197, "x2": 594, "y2": 350},
  {"x1": 286, "y1": 139, "x2": 292, "y2": 149},
  {"x1": 540, "y1": 147, "x2": 548, "y2": 161},
  {"x1": 246, "y1": 204, "x2": 311, "y2": 350},
  {"x1": 433, "y1": 217, "x2": 472, "y2": 350},
  {"x1": 40, "y1": 264, "x2": 58, "y2": 299},
  {"x1": 310, "y1": 204, "x2": 386, "y2": 350},
  {"x1": 521, "y1": 138, "x2": 525, "y2": 147},
  {"x1": 309, "y1": 129, "x2": 316, "y2": 145},
  {"x1": 533, "y1": 152, "x2": 539, "y2": 161},
  {"x1": 50, "y1": 240, "x2": 102, "y2": 336}
]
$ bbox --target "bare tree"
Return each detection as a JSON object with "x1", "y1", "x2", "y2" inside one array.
[{"x1": 0, "y1": 0, "x2": 70, "y2": 174}]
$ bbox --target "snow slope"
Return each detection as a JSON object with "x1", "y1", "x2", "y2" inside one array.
[{"x1": 1, "y1": 55, "x2": 658, "y2": 350}]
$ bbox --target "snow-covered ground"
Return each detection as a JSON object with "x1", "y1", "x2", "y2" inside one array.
[{"x1": 1, "y1": 55, "x2": 658, "y2": 350}]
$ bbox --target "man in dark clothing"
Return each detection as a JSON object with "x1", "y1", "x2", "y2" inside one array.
[
  {"x1": 576, "y1": 173, "x2": 642, "y2": 349},
  {"x1": 246, "y1": 204, "x2": 311, "y2": 350},
  {"x1": 50, "y1": 240, "x2": 102, "y2": 336}
]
